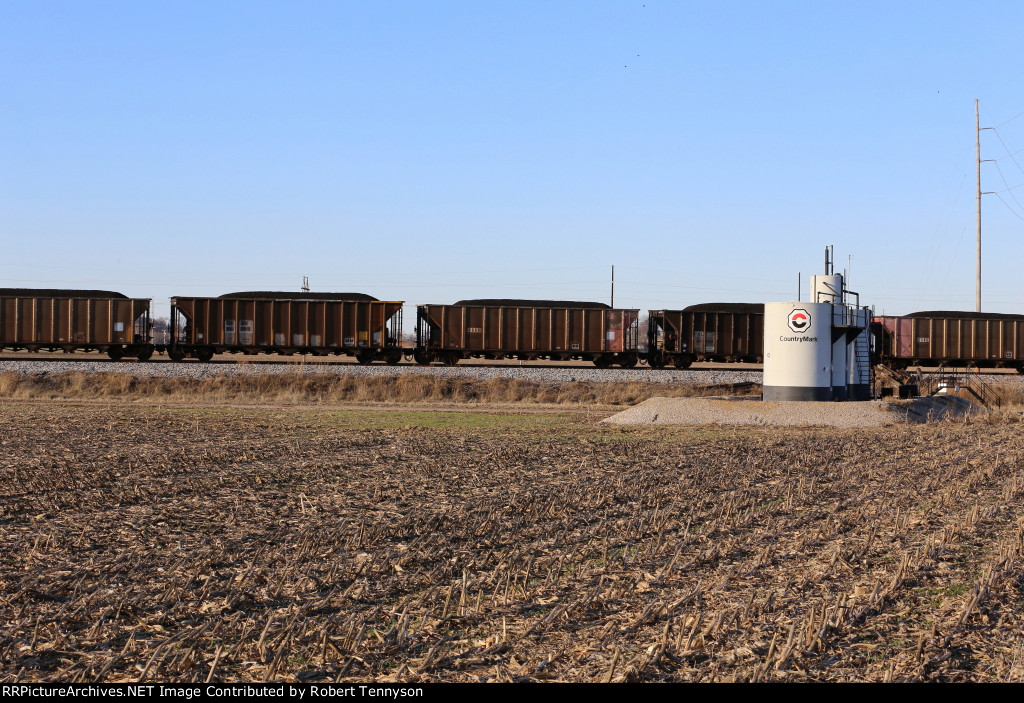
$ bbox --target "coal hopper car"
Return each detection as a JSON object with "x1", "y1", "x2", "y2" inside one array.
[
  {"x1": 872, "y1": 311, "x2": 1024, "y2": 372},
  {"x1": 0, "y1": 288, "x2": 152, "y2": 360},
  {"x1": 415, "y1": 299, "x2": 640, "y2": 367},
  {"x1": 647, "y1": 303, "x2": 764, "y2": 368},
  {"x1": 168, "y1": 292, "x2": 404, "y2": 363}
]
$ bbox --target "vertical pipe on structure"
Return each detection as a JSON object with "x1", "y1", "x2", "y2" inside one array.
[
  {"x1": 611, "y1": 266, "x2": 615, "y2": 308},
  {"x1": 977, "y1": 98, "x2": 982, "y2": 313}
]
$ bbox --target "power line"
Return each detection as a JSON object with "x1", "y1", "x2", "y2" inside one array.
[
  {"x1": 993, "y1": 193, "x2": 1024, "y2": 223},
  {"x1": 990, "y1": 161, "x2": 1024, "y2": 220},
  {"x1": 992, "y1": 146, "x2": 1024, "y2": 162},
  {"x1": 990, "y1": 126, "x2": 1024, "y2": 178},
  {"x1": 993, "y1": 109, "x2": 1024, "y2": 128}
]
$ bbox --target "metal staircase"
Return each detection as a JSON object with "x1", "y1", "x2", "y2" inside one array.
[
  {"x1": 919, "y1": 369, "x2": 1001, "y2": 409},
  {"x1": 874, "y1": 365, "x2": 1001, "y2": 408}
]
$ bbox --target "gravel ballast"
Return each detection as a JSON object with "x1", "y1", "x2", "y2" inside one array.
[
  {"x1": 0, "y1": 360, "x2": 763, "y2": 386},
  {"x1": 602, "y1": 395, "x2": 984, "y2": 428}
]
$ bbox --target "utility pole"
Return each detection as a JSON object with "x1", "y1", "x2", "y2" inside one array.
[
  {"x1": 976, "y1": 100, "x2": 995, "y2": 313},
  {"x1": 976, "y1": 99, "x2": 982, "y2": 313}
]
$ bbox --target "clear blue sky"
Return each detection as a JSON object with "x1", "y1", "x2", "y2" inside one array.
[{"x1": 3, "y1": 1, "x2": 1024, "y2": 322}]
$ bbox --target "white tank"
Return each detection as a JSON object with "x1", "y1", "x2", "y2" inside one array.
[
  {"x1": 810, "y1": 273, "x2": 855, "y2": 399},
  {"x1": 810, "y1": 274, "x2": 844, "y2": 304},
  {"x1": 763, "y1": 302, "x2": 834, "y2": 401}
]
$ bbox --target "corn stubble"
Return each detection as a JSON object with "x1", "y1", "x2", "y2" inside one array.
[{"x1": 2, "y1": 403, "x2": 1024, "y2": 683}]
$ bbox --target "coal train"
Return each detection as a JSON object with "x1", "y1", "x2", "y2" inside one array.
[{"x1": 2, "y1": 288, "x2": 1023, "y2": 372}]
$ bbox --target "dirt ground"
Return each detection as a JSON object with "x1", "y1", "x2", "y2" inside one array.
[{"x1": 3, "y1": 400, "x2": 1024, "y2": 682}]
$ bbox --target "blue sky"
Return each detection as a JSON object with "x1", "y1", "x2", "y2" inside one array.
[{"x1": 3, "y1": 1, "x2": 1024, "y2": 322}]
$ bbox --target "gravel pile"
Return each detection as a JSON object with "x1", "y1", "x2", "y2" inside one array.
[
  {"x1": 0, "y1": 360, "x2": 762, "y2": 386},
  {"x1": 602, "y1": 395, "x2": 984, "y2": 428}
]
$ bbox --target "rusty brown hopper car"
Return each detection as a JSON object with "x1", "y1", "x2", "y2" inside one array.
[
  {"x1": 415, "y1": 300, "x2": 640, "y2": 367},
  {"x1": 169, "y1": 292, "x2": 404, "y2": 363},
  {"x1": 873, "y1": 312, "x2": 1024, "y2": 372},
  {"x1": 647, "y1": 303, "x2": 764, "y2": 368},
  {"x1": 0, "y1": 288, "x2": 152, "y2": 360}
]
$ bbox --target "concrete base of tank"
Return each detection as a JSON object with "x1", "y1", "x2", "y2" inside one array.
[{"x1": 601, "y1": 395, "x2": 983, "y2": 428}]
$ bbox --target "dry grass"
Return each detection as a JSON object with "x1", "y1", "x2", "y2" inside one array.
[
  {"x1": 0, "y1": 370, "x2": 759, "y2": 406},
  {"x1": 992, "y1": 383, "x2": 1024, "y2": 406}
]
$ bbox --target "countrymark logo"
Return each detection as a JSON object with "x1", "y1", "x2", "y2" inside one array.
[{"x1": 787, "y1": 308, "x2": 811, "y2": 333}]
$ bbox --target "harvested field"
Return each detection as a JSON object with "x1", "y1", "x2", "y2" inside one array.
[{"x1": 3, "y1": 401, "x2": 1024, "y2": 683}]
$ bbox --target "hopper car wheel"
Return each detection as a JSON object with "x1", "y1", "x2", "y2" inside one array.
[
  {"x1": 196, "y1": 350, "x2": 215, "y2": 363},
  {"x1": 168, "y1": 347, "x2": 186, "y2": 362},
  {"x1": 442, "y1": 353, "x2": 459, "y2": 366},
  {"x1": 618, "y1": 355, "x2": 638, "y2": 368},
  {"x1": 673, "y1": 355, "x2": 693, "y2": 370},
  {"x1": 647, "y1": 352, "x2": 665, "y2": 369},
  {"x1": 593, "y1": 355, "x2": 613, "y2": 369},
  {"x1": 106, "y1": 346, "x2": 124, "y2": 361},
  {"x1": 385, "y1": 349, "x2": 403, "y2": 366},
  {"x1": 357, "y1": 352, "x2": 375, "y2": 365},
  {"x1": 135, "y1": 347, "x2": 154, "y2": 362},
  {"x1": 414, "y1": 350, "x2": 433, "y2": 366}
]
